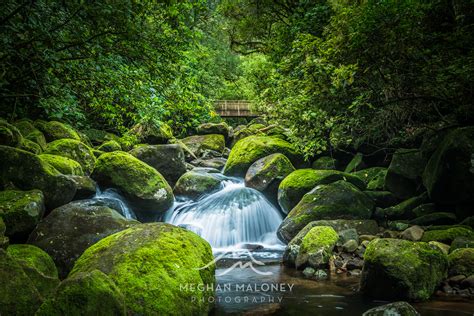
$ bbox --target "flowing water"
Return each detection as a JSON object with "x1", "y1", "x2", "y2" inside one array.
[{"x1": 93, "y1": 187, "x2": 136, "y2": 220}]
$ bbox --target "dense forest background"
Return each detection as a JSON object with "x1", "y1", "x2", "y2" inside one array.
[{"x1": 1, "y1": 0, "x2": 473, "y2": 159}]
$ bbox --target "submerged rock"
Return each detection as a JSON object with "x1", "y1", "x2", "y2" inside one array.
[
  {"x1": 360, "y1": 238, "x2": 448, "y2": 301},
  {"x1": 44, "y1": 139, "x2": 96, "y2": 175},
  {"x1": 278, "y1": 181, "x2": 374, "y2": 242},
  {"x1": 28, "y1": 200, "x2": 139, "y2": 278},
  {"x1": 91, "y1": 151, "x2": 174, "y2": 221},
  {"x1": 70, "y1": 223, "x2": 215, "y2": 315},
  {"x1": 362, "y1": 301, "x2": 420, "y2": 316}
]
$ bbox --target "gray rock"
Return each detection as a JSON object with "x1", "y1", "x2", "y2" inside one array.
[
  {"x1": 362, "y1": 301, "x2": 420, "y2": 316},
  {"x1": 401, "y1": 225, "x2": 424, "y2": 241},
  {"x1": 342, "y1": 240, "x2": 359, "y2": 253}
]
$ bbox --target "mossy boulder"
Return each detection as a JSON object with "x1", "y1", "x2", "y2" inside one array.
[
  {"x1": 278, "y1": 169, "x2": 366, "y2": 214},
  {"x1": 0, "y1": 249, "x2": 43, "y2": 315},
  {"x1": 37, "y1": 269, "x2": 126, "y2": 316},
  {"x1": 44, "y1": 139, "x2": 96, "y2": 175},
  {"x1": 0, "y1": 146, "x2": 76, "y2": 209},
  {"x1": 6, "y1": 244, "x2": 59, "y2": 298},
  {"x1": 181, "y1": 134, "x2": 225, "y2": 157},
  {"x1": 450, "y1": 236, "x2": 474, "y2": 252},
  {"x1": 224, "y1": 135, "x2": 301, "y2": 177},
  {"x1": 91, "y1": 151, "x2": 174, "y2": 221},
  {"x1": 97, "y1": 140, "x2": 122, "y2": 152},
  {"x1": 422, "y1": 127, "x2": 474, "y2": 205},
  {"x1": 448, "y1": 248, "x2": 474, "y2": 276},
  {"x1": 0, "y1": 119, "x2": 22, "y2": 147},
  {"x1": 421, "y1": 227, "x2": 473, "y2": 244},
  {"x1": 344, "y1": 152, "x2": 366, "y2": 173},
  {"x1": 312, "y1": 156, "x2": 337, "y2": 170},
  {"x1": 129, "y1": 144, "x2": 187, "y2": 186},
  {"x1": 362, "y1": 302, "x2": 420, "y2": 316},
  {"x1": 375, "y1": 193, "x2": 428, "y2": 221},
  {"x1": 278, "y1": 180, "x2": 374, "y2": 242},
  {"x1": 68, "y1": 175, "x2": 97, "y2": 200},
  {"x1": 19, "y1": 138, "x2": 43, "y2": 154},
  {"x1": 294, "y1": 226, "x2": 339, "y2": 269},
  {"x1": 39, "y1": 154, "x2": 84, "y2": 176},
  {"x1": 70, "y1": 223, "x2": 215, "y2": 315},
  {"x1": 174, "y1": 170, "x2": 223, "y2": 200},
  {"x1": 13, "y1": 119, "x2": 36, "y2": 136},
  {"x1": 385, "y1": 149, "x2": 427, "y2": 199},
  {"x1": 37, "y1": 121, "x2": 80, "y2": 142},
  {"x1": 245, "y1": 153, "x2": 295, "y2": 207},
  {"x1": 410, "y1": 212, "x2": 457, "y2": 226},
  {"x1": 25, "y1": 129, "x2": 47, "y2": 149},
  {"x1": 354, "y1": 167, "x2": 387, "y2": 191},
  {"x1": 130, "y1": 122, "x2": 173, "y2": 144},
  {"x1": 360, "y1": 238, "x2": 448, "y2": 301},
  {"x1": 197, "y1": 122, "x2": 230, "y2": 139},
  {"x1": 0, "y1": 189, "x2": 45, "y2": 241},
  {"x1": 28, "y1": 200, "x2": 139, "y2": 278},
  {"x1": 82, "y1": 128, "x2": 120, "y2": 146},
  {"x1": 364, "y1": 191, "x2": 398, "y2": 208}
]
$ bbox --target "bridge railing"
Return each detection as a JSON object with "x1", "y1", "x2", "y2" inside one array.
[{"x1": 214, "y1": 100, "x2": 258, "y2": 117}]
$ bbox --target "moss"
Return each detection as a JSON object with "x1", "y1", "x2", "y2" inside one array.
[
  {"x1": 0, "y1": 249, "x2": 43, "y2": 315},
  {"x1": 7, "y1": 244, "x2": 59, "y2": 298},
  {"x1": 344, "y1": 153, "x2": 365, "y2": 172},
  {"x1": 116, "y1": 133, "x2": 139, "y2": 151},
  {"x1": 449, "y1": 237, "x2": 474, "y2": 253},
  {"x1": 82, "y1": 128, "x2": 120, "y2": 146},
  {"x1": 376, "y1": 193, "x2": 428, "y2": 220},
  {"x1": 69, "y1": 223, "x2": 215, "y2": 315},
  {"x1": 224, "y1": 136, "x2": 301, "y2": 177},
  {"x1": 25, "y1": 129, "x2": 47, "y2": 149},
  {"x1": 245, "y1": 153, "x2": 295, "y2": 191},
  {"x1": 37, "y1": 270, "x2": 126, "y2": 316},
  {"x1": 448, "y1": 248, "x2": 474, "y2": 276},
  {"x1": 312, "y1": 156, "x2": 337, "y2": 170},
  {"x1": 18, "y1": 138, "x2": 42, "y2": 154},
  {"x1": 354, "y1": 167, "x2": 387, "y2": 190},
  {"x1": 300, "y1": 226, "x2": 338, "y2": 254},
  {"x1": 174, "y1": 170, "x2": 222, "y2": 199},
  {"x1": 39, "y1": 121, "x2": 81, "y2": 142},
  {"x1": 0, "y1": 189, "x2": 45, "y2": 239},
  {"x1": 0, "y1": 120, "x2": 22, "y2": 147},
  {"x1": 361, "y1": 238, "x2": 448, "y2": 301},
  {"x1": 196, "y1": 122, "x2": 230, "y2": 137},
  {"x1": 277, "y1": 169, "x2": 366, "y2": 214},
  {"x1": 44, "y1": 139, "x2": 96, "y2": 175},
  {"x1": 130, "y1": 122, "x2": 173, "y2": 144},
  {"x1": 421, "y1": 227, "x2": 473, "y2": 244},
  {"x1": 0, "y1": 145, "x2": 77, "y2": 209},
  {"x1": 97, "y1": 140, "x2": 122, "y2": 152},
  {"x1": 181, "y1": 134, "x2": 225, "y2": 156},
  {"x1": 409, "y1": 212, "x2": 457, "y2": 226},
  {"x1": 13, "y1": 119, "x2": 36, "y2": 136},
  {"x1": 39, "y1": 154, "x2": 84, "y2": 175}
]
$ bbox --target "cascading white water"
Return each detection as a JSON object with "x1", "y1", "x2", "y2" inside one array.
[
  {"x1": 166, "y1": 178, "x2": 283, "y2": 251},
  {"x1": 93, "y1": 188, "x2": 136, "y2": 220}
]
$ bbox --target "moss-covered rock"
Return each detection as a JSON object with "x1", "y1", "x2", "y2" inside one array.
[
  {"x1": 13, "y1": 119, "x2": 36, "y2": 136},
  {"x1": 450, "y1": 236, "x2": 474, "y2": 253},
  {"x1": 91, "y1": 151, "x2": 174, "y2": 221},
  {"x1": 294, "y1": 226, "x2": 338, "y2": 269},
  {"x1": 385, "y1": 149, "x2": 427, "y2": 199},
  {"x1": 44, "y1": 139, "x2": 96, "y2": 175},
  {"x1": 0, "y1": 146, "x2": 76, "y2": 209},
  {"x1": 448, "y1": 248, "x2": 474, "y2": 276},
  {"x1": 28, "y1": 199, "x2": 139, "y2": 278},
  {"x1": 174, "y1": 170, "x2": 222, "y2": 200},
  {"x1": 375, "y1": 192, "x2": 428, "y2": 221},
  {"x1": 364, "y1": 191, "x2": 398, "y2": 208},
  {"x1": 39, "y1": 154, "x2": 84, "y2": 176},
  {"x1": 360, "y1": 238, "x2": 448, "y2": 301},
  {"x1": 421, "y1": 227, "x2": 473, "y2": 244},
  {"x1": 410, "y1": 212, "x2": 457, "y2": 226},
  {"x1": 344, "y1": 153, "x2": 366, "y2": 173},
  {"x1": 82, "y1": 128, "x2": 120, "y2": 146},
  {"x1": 38, "y1": 121, "x2": 81, "y2": 142},
  {"x1": 18, "y1": 138, "x2": 42, "y2": 154},
  {"x1": 0, "y1": 119, "x2": 22, "y2": 147},
  {"x1": 224, "y1": 135, "x2": 301, "y2": 177},
  {"x1": 422, "y1": 127, "x2": 474, "y2": 205},
  {"x1": 181, "y1": 134, "x2": 225, "y2": 157},
  {"x1": 129, "y1": 121, "x2": 173, "y2": 144},
  {"x1": 278, "y1": 180, "x2": 374, "y2": 242},
  {"x1": 197, "y1": 122, "x2": 230, "y2": 139},
  {"x1": 312, "y1": 156, "x2": 337, "y2": 170},
  {"x1": 68, "y1": 175, "x2": 97, "y2": 200},
  {"x1": 129, "y1": 144, "x2": 187, "y2": 186},
  {"x1": 25, "y1": 129, "x2": 47, "y2": 149},
  {"x1": 412, "y1": 203, "x2": 437, "y2": 217},
  {"x1": 97, "y1": 140, "x2": 122, "y2": 152},
  {"x1": 354, "y1": 167, "x2": 387, "y2": 191},
  {"x1": 37, "y1": 269, "x2": 126, "y2": 316},
  {"x1": 362, "y1": 302, "x2": 420, "y2": 316},
  {"x1": 7, "y1": 244, "x2": 59, "y2": 298},
  {"x1": 277, "y1": 169, "x2": 366, "y2": 214},
  {"x1": 0, "y1": 249, "x2": 43, "y2": 315},
  {"x1": 0, "y1": 189, "x2": 45, "y2": 241},
  {"x1": 70, "y1": 223, "x2": 215, "y2": 315},
  {"x1": 245, "y1": 153, "x2": 295, "y2": 207}
]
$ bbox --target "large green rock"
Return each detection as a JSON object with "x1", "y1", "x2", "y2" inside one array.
[
  {"x1": 25, "y1": 129, "x2": 47, "y2": 150},
  {"x1": 97, "y1": 140, "x2": 122, "y2": 152},
  {"x1": 421, "y1": 227, "x2": 473, "y2": 244},
  {"x1": 364, "y1": 191, "x2": 398, "y2": 208},
  {"x1": 410, "y1": 212, "x2": 457, "y2": 226},
  {"x1": 360, "y1": 238, "x2": 448, "y2": 301},
  {"x1": 224, "y1": 135, "x2": 301, "y2": 177},
  {"x1": 375, "y1": 193, "x2": 428, "y2": 221},
  {"x1": 6, "y1": 244, "x2": 59, "y2": 298},
  {"x1": 39, "y1": 154, "x2": 84, "y2": 176},
  {"x1": 354, "y1": 167, "x2": 387, "y2": 191},
  {"x1": 44, "y1": 139, "x2": 96, "y2": 175},
  {"x1": 0, "y1": 119, "x2": 23, "y2": 147},
  {"x1": 37, "y1": 121, "x2": 80, "y2": 142},
  {"x1": 174, "y1": 170, "x2": 222, "y2": 200},
  {"x1": 82, "y1": 128, "x2": 120, "y2": 146},
  {"x1": 385, "y1": 149, "x2": 427, "y2": 199},
  {"x1": 181, "y1": 134, "x2": 225, "y2": 157},
  {"x1": 278, "y1": 169, "x2": 366, "y2": 214},
  {"x1": 344, "y1": 152, "x2": 366, "y2": 173},
  {"x1": 28, "y1": 200, "x2": 138, "y2": 278},
  {"x1": 245, "y1": 153, "x2": 295, "y2": 207},
  {"x1": 278, "y1": 180, "x2": 374, "y2": 242},
  {"x1": 70, "y1": 223, "x2": 215, "y2": 315},
  {"x1": 312, "y1": 156, "x2": 337, "y2": 170},
  {"x1": 91, "y1": 151, "x2": 174, "y2": 221},
  {"x1": 13, "y1": 119, "x2": 37, "y2": 136},
  {"x1": 129, "y1": 144, "x2": 187, "y2": 186},
  {"x1": 37, "y1": 269, "x2": 126, "y2": 316},
  {"x1": 197, "y1": 122, "x2": 230, "y2": 139},
  {"x1": 448, "y1": 248, "x2": 474, "y2": 276},
  {"x1": 422, "y1": 127, "x2": 474, "y2": 205},
  {"x1": 294, "y1": 226, "x2": 339, "y2": 269},
  {"x1": 129, "y1": 122, "x2": 173, "y2": 144},
  {"x1": 18, "y1": 138, "x2": 42, "y2": 154},
  {"x1": 0, "y1": 249, "x2": 43, "y2": 315},
  {"x1": 0, "y1": 146, "x2": 76, "y2": 209},
  {"x1": 0, "y1": 189, "x2": 44, "y2": 241}
]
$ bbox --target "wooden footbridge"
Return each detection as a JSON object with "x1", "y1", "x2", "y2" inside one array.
[{"x1": 214, "y1": 100, "x2": 259, "y2": 117}]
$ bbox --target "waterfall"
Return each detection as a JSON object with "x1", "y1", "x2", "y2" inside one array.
[
  {"x1": 93, "y1": 188, "x2": 136, "y2": 220},
  {"x1": 166, "y1": 178, "x2": 283, "y2": 251}
]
